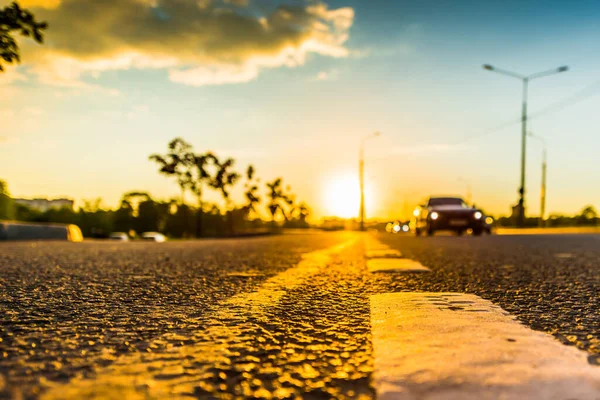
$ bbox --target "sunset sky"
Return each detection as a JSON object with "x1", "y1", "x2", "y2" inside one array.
[{"x1": 1, "y1": 0, "x2": 599, "y2": 220}]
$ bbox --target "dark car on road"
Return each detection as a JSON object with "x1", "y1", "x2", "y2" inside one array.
[{"x1": 412, "y1": 196, "x2": 486, "y2": 236}]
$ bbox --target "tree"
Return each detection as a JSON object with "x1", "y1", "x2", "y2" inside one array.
[
  {"x1": 189, "y1": 152, "x2": 217, "y2": 209},
  {"x1": 210, "y1": 157, "x2": 240, "y2": 207},
  {"x1": 265, "y1": 178, "x2": 295, "y2": 224},
  {"x1": 149, "y1": 138, "x2": 195, "y2": 205},
  {"x1": 577, "y1": 205, "x2": 598, "y2": 226},
  {"x1": 0, "y1": 2, "x2": 47, "y2": 71},
  {"x1": 113, "y1": 199, "x2": 134, "y2": 234},
  {"x1": 0, "y1": 179, "x2": 14, "y2": 220},
  {"x1": 243, "y1": 165, "x2": 261, "y2": 215},
  {"x1": 284, "y1": 202, "x2": 310, "y2": 228}
]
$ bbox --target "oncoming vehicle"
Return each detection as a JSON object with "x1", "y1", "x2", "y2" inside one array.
[{"x1": 412, "y1": 196, "x2": 487, "y2": 236}]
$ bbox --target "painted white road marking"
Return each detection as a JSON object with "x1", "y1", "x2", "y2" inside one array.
[
  {"x1": 367, "y1": 259, "x2": 430, "y2": 273},
  {"x1": 41, "y1": 239, "x2": 357, "y2": 400},
  {"x1": 365, "y1": 237, "x2": 391, "y2": 252},
  {"x1": 366, "y1": 249, "x2": 403, "y2": 259},
  {"x1": 371, "y1": 292, "x2": 600, "y2": 400}
]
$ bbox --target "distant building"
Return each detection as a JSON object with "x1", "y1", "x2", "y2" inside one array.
[{"x1": 13, "y1": 198, "x2": 74, "y2": 212}]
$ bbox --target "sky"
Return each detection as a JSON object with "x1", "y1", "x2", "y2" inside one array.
[{"x1": 1, "y1": 0, "x2": 600, "y2": 221}]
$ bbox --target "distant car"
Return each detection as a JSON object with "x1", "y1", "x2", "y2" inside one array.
[
  {"x1": 141, "y1": 232, "x2": 167, "y2": 242},
  {"x1": 412, "y1": 196, "x2": 486, "y2": 236},
  {"x1": 109, "y1": 232, "x2": 129, "y2": 241}
]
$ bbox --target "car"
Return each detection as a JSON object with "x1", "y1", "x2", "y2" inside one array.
[
  {"x1": 412, "y1": 196, "x2": 486, "y2": 236},
  {"x1": 108, "y1": 232, "x2": 129, "y2": 241},
  {"x1": 482, "y1": 214, "x2": 495, "y2": 235},
  {"x1": 141, "y1": 232, "x2": 167, "y2": 242}
]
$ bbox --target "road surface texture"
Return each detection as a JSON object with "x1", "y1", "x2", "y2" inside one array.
[{"x1": 1, "y1": 231, "x2": 600, "y2": 399}]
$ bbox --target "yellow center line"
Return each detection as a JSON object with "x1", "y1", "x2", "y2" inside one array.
[{"x1": 41, "y1": 238, "x2": 357, "y2": 400}]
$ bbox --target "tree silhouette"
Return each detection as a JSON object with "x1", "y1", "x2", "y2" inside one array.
[
  {"x1": 0, "y1": 2, "x2": 47, "y2": 71},
  {"x1": 243, "y1": 165, "x2": 261, "y2": 214},
  {"x1": 149, "y1": 138, "x2": 194, "y2": 205},
  {"x1": 0, "y1": 179, "x2": 14, "y2": 220},
  {"x1": 266, "y1": 178, "x2": 295, "y2": 224},
  {"x1": 189, "y1": 152, "x2": 216, "y2": 209},
  {"x1": 211, "y1": 157, "x2": 240, "y2": 207},
  {"x1": 113, "y1": 199, "x2": 134, "y2": 234}
]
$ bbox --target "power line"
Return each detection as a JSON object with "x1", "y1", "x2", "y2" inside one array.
[
  {"x1": 371, "y1": 79, "x2": 600, "y2": 164},
  {"x1": 452, "y1": 79, "x2": 600, "y2": 145}
]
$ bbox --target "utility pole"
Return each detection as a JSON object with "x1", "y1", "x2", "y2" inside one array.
[
  {"x1": 483, "y1": 64, "x2": 568, "y2": 227},
  {"x1": 359, "y1": 132, "x2": 380, "y2": 231},
  {"x1": 529, "y1": 133, "x2": 547, "y2": 227},
  {"x1": 519, "y1": 78, "x2": 528, "y2": 227},
  {"x1": 541, "y1": 147, "x2": 547, "y2": 227}
]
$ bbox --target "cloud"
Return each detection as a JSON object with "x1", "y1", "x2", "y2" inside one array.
[
  {"x1": 0, "y1": 68, "x2": 27, "y2": 85},
  {"x1": 315, "y1": 68, "x2": 339, "y2": 81},
  {"x1": 10, "y1": 0, "x2": 354, "y2": 88}
]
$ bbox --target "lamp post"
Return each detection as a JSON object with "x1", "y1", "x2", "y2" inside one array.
[
  {"x1": 529, "y1": 132, "x2": 547, "y2": 227},
  {"x1": 483, "y1": 64, "x2": 568, "y2": 227},
  {"x1": 359, "y1": 131, "x2": 381, "y2": 231}
]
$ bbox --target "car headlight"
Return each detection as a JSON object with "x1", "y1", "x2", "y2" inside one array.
[
  {"x1": 474, "y1": 211, "x2": 482, "y2": 220},
  {"x1": 485, "y1": 216, "x2": 494, "y2": 225},
  {"x1": 430, "y1": 212, "x2": 439, "y2": 220}
]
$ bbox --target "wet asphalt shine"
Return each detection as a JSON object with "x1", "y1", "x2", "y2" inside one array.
[{"x1": 1, "y1": 231, "x2": 600, "y2": 399}]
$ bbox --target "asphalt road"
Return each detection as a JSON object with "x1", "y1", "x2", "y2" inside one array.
[{"x1": 1, "y1": 231, "x2": 600, "y2": 399}]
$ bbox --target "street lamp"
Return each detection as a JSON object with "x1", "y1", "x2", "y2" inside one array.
[
  {"x1": 528, "y1": 132, "x2": 547, "y2": 227},
  {"x1": 359, "y1": 131, "x2": 381, "y2": 231},
  {"x1": 483, "y1": 64, "x2": 568, "y2": 227}
]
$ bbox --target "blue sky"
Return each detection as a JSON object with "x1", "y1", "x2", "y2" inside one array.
[{"x1": 1, "y1": 0, "x2": 599, "y2": 220}]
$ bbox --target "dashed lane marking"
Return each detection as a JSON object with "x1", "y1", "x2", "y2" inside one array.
[
  {"x1": 371, "y1": 292, "x2": 600, "y2": 400},
  {"x1": 366, "y1": 249, "x2": 403, "y2": 259},
  {"x1": 40, "y1": 239, "x2": 357, "y2": 400},
  {"x1": 367, "y1": 259, "x2": 430, "y2": 273}
]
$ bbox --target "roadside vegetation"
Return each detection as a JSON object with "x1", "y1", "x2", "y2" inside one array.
[{"x1": 0, "y1": 138, "x2": 310, "y2": 238}]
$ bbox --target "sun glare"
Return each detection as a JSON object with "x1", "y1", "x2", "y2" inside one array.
[{"x1": 323, "y1": 173, "x2": 374, "y2": 219}]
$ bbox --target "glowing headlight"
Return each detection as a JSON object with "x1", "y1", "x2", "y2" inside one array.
[
  {"x1": 485, "y1": 216, "x2": 494, "y2": 224},
  {"x1": 413, "y1": 209, "x2": 420, "y2": 217},
  {"x1": 430, "y1": 212, "x2": 439, "y2": 220},
  {"x1": 393, "y1": 224, "x2": 401, "y2": 233},
  {"x1": 402, "y1": 224, "x2": 409, "y2": 232},
  {"x1": 474, "y1": 211, "x2": 482, "y2": 220}
]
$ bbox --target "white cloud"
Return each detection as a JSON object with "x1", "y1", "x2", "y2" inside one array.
[
  {"x1": 9, "y1": 0, "x2": 355, "y2": 89},
  {"x1": 0, "y1": 68, "x2": 27, "y2": 85}
]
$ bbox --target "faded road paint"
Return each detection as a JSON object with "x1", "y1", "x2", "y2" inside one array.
[
  {"x1": 366, "y1": 249, "x2": 402, "y2": 259},
  {"x1": 367, "y1": 259, "x2": 430, "y2": 273},
  {"x1": 40, "y1": 239, "x2": 356, "y2": 399},
  {"x1": 370, "y1": 292, "x2": 600, "y2": 400}
]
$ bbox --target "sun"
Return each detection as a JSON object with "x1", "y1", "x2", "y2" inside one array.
[{"x1": 323, "y1": 173, "x2": 374, "y2": 219}]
